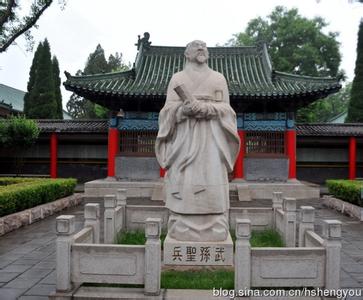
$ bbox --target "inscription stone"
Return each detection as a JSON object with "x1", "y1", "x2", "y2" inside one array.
[{"x1": 163, "y1": 233, "x2": 233, "y2": 266}]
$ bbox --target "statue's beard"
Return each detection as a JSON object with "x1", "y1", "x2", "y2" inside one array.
[{"x1": 195, "y1": 54, "x2": 207, "y2": 64}]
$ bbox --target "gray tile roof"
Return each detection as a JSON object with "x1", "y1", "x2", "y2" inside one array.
[
  {"x1": 34, "y1": 120, "x2": 363, "y2": 137},
  {"x1": 36, "y1": 119, "x2": 108, "y2": 132}
]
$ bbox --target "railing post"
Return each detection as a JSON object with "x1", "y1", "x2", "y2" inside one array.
[
  {"x1": 235, "y1": 218, "x2": 251, "y2": 290},
  {"x1": 283, "y1": 197, "x2": 296, "y2": 247},
  {"x1": 104, "y1": 195, "x2": 116, "y2": 244},
  {"x1": 116, "y1": 188, "x2": 127, "y2": 206},
  {"x1": 84, "y1": 203, "x2": 100, "y2": 244},
  {"x1": 322, "y1": 220, "x2": 342, "y2": 290},
  {"x1": 144, "y1": 218, "x2": 161, "y2": 296},
  {"x1": 116, "y1": 188, "x2": 127, "y2": 231},
  {"x1": 272, "y1": 192, "x2": 283, "y2": 229},
  {"x1": 298, "y1": 206, "x2": 315, "y2": 247},
  {"x1": 56, "y1": 215, "x2": 75, "y2": 292}
]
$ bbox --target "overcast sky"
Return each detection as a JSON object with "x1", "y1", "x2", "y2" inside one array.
[{"x1": 0, "y1": 0, "x2": 362, "y2": 109}]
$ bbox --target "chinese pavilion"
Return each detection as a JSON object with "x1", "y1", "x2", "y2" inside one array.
[{"x1": 64, "y1": 33, "x2": 341, "y2": 182}]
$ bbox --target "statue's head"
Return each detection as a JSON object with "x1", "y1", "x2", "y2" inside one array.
[{"x1": 184, "y1": 40, "x2": 209, "y2": 65}]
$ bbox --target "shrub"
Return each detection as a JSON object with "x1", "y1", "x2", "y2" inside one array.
[
  {"x1": 0, "y1": 116, "x2": 40, "y2": 148},
  {"x1": 326, "y1": 179, "x2": 363, "y2": 207},
  {"x1": 0, "y1": 178, "x2": 77, "y2": 217}
]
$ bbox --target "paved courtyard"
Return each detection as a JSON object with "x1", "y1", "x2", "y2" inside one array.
[{"x1": 0, "y1": 199, "x2": 362, "y2": 299}]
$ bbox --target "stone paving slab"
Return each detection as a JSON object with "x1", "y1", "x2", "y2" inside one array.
[
  {"x1": 1, "y1": 264, "x2": 32, "y2": 273},
  {"x1": 3, "y1": 278, "x2": 40, "y2": 289},
  {"x1": 0, "y1": 287, "x2": 28, "y2": 300},
  {"x1": 0, "y1": 271, "x2": 21, "y2": 282},
  {"x1": 25, "y1": 284, "x2": 56, "y2": 296},
  {"x1": 18, "y1": 296, "x2": 49, "y2": 300}
]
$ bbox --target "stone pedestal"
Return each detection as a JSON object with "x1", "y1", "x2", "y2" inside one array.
[{"x1": 163, "y1": 233, "x2": 233, "y2": 266}]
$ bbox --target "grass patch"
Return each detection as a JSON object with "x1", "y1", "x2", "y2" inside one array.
[
  {"x1": 161, "y1": 269, "x2": 234, "y2": 289},
  {"x1": 115, "y1": 229, "x2": 167, "y2": 246},
  {"x1": 250, "y1": 229, "x2": 284, "y2": 247},
  {"x1": 116, "y1": 228, "x2": 284, "y2": 247}
]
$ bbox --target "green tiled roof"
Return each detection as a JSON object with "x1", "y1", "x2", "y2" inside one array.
[
  {"x1": 0, "y1": 83, "x2": 71, "y2": 119},
  {"x1": 64, "y1": 39, "x2": 341, "y2": 112},
  {"x1": 0, "y1": 83, "x2": 25, "y2": 112}
]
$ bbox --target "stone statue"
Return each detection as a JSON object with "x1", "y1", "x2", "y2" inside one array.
[{"x1": 155, "y1": 40, "x2": 240, "y2": 242}]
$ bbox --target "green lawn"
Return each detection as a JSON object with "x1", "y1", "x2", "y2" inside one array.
[{"x1": 161, "y1": 269, "x2": 234, "y2": 289}]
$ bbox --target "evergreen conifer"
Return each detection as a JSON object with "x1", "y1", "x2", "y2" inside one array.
[
  {"x1": 52, "y1": 56, "x2": 63, "y2": 119},
  {"x1": 24, "y1": 42, "x2": 43, "y2": 116},
  {"x1": 346, "y1": 20, "x2": 363, "y2": 122},
  {"x1": 24, "y1": 39, "x2": 59, "y2": 119}
]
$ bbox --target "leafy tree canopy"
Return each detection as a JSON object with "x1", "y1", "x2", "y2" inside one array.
[
  {"x1": 0, "y1": 0, "x2": 66, "y2": 53},
  {"x1": 298, "y1": 83, "x2": 351, "y2": 123},
  {"x1": 227, "y1": 6, "x2": 342, "y2": 78},
  {"x1": 0, "y1": 116, "x2": 39, "y2": 148},
  {"x1": 227, "y1": 6, "x2": 343, "y2": 122},
  {"x1": 66, "y1": 44, "x2": 129, "y2": 119}
]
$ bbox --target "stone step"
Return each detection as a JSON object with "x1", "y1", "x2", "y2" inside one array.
[{"x1": 72, "y1": 286, "x2": 328, "y2": 300}]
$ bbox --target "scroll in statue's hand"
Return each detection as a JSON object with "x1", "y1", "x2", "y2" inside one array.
[{"x1": 174, "y1": 84, "x2": 201, "y2": 117}]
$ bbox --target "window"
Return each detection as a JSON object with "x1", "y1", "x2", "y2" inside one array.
[
  {"x1": 120, "y1": 130, "x2": 157, "y2": 156},
  {"x1": 245, "y1": 131, "x2": 285, "y2": 156}
]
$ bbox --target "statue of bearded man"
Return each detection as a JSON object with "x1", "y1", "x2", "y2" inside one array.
[{"x1": 155, "y1": 40, "x2": 240, "y2": 241}]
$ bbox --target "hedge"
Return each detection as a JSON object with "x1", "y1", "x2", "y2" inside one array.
[
  {"x1": 0, "y1": 178, "x2": 77, "y2": 217},
  {"x1": 326, "y1": 179, "x2": 363, "y2": 207},
  {"x1": 0, "y1": 177, "x2": 39, "y2": 186}
]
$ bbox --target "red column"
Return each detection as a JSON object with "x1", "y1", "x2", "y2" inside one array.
[
  {"x1": 349, "y1": 136, "x2": 357, "y2": 180},
  {"x1": 107, "y1": 128, "x2": 119, "y2": 177},
  {"x1": 234, "y1": 130, "x2": 245, "y2": 179},
  {"x1": 160, "y1": 168, "x2": 166, "y2": 178},
  {"x1": 286, "y1": 129, "x2": 296, "y2": 179},
  {"x1": 50, "y1": 132, "x2": 58, "y2": 179}
]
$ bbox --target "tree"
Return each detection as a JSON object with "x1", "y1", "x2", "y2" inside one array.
[
  {"x1": 346, "y1": 21, "x2": 363, "y2": 122},
  {"x1": 228, "y1": 6, "x2": 341, "y2": 77},
  {"x1": 0, "y1": 0, "x2": 65, "y2": 53},
  {"x1": 24, "y1": 39, "x2": 59, "y2": 119},
  {"x1": 0, "y1": 116, "x2": 40, "y2": 174},
  {"x1": 66, "y1": 45, "x2": 129, "y2": 119},
  {"x1": 227, "y1": 6, "x2": 343, "y2": 122},
  {"x1": 24, "y1": 42, "x2": 43, "y2": 115},
  {"x1": 298, "y1": 83, "x2": 351, "y2": 122},
  {"x1": 52, "y1": 56, "x2": 63, "y2": 119}
]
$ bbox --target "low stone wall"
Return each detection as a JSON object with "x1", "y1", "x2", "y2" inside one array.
[
  {"x1": 322, "y1": 195, "x2": 363, "y2": 221},
  {"x1": 50, "y1": 207, "x2": 162, "y2": 299},
  {"x1": 235, "y1": 218, "x2": 342, "y2": 290},
  {"x1": 0, "y1": 193, "x2": 83, "y2": 236}
]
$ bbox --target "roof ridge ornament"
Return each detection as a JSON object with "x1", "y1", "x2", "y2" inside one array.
[{"x1": 135, "y1": 32, "x2": 152, "y2": 51}]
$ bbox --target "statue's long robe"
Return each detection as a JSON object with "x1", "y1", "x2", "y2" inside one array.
[{"x1": 155, "y1": 68, "x2": 240, "y2": 215}]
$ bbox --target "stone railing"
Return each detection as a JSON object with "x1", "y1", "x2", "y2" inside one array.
[
  {"x1": 50, "y1": 203, "x2": 162, "y2": 299},
  {"x1": 103, "y1": 191, "x2": 126, "y2": 243},
  {"x1": 273, "y1": 194, "x2": 297, "y2": 247},
  {"x1": 235, "y1": 217, "x2": 342, "y2": 290}
]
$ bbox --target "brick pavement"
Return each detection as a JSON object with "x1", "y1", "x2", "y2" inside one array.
[{"x1": 0, "y1": 200, "x2": 362, "y2": 299}]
